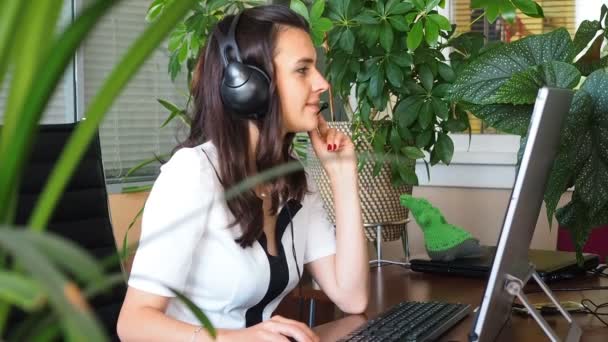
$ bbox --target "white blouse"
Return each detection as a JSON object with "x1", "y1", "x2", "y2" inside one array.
[{"x1": 128, "y1": 141, "x2": 336, "y2": 329}]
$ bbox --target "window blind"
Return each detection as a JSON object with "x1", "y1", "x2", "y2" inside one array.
[{"x1": 82, "y1": 0, "x2": 187, "y2": 182}]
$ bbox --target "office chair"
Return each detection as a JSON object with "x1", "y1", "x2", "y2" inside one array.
[{"x1": 5, "y1": 122, "x2": 125, "y2": 341}]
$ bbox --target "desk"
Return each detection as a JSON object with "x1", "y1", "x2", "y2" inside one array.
[{"x1": 310, "y1": 266, "x2": 608, "y2": 341}]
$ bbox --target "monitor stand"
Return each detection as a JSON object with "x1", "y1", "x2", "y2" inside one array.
[{"x1": 505, "y1": 264, "x2": 582, "y2": 342}]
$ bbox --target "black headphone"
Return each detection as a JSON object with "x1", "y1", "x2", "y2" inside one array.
[{"x1": 213, "y1": 12, "x2": 271, "y2": 120}]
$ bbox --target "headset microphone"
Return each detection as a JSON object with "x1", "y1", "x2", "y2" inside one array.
[{"x1": 317, "y1": 102, "x2": 329, "y2": 115}]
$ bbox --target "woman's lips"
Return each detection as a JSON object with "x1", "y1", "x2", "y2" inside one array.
[{"x1": 306, "y1": 103, "x2": 320, "y2": 111}]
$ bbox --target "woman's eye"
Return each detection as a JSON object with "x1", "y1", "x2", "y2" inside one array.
[{"x1": 297, "y1": 67, "x2": 308, "y2": 74}]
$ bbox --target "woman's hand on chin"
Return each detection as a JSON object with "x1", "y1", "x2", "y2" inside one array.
[{"x1": 308, "y1": 115, "x2": 357, "y2": 179}]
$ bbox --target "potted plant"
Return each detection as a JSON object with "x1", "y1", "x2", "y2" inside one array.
[
  {"x1": 302, "y1": 0, "x2": 545, "y2": 259},
  {"x1": 452, "y1": 4, "x2": 608, "y2": 262},
  {"x1": 0, "y1": 0, "x2": 213, "y2": 341}
]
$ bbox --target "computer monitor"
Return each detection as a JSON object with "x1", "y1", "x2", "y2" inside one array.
[{"x1": 470, "y1": 87, "x2": 577, "y2": 342}]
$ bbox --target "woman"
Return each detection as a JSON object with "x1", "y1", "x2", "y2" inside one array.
[{"x1": 117, "y1": 5, "x2": 368, "y2": 342}]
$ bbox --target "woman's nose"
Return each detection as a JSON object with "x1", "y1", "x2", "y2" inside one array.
[{"x1": 314, "y1": 70, "x2": 330, "y2": 93}]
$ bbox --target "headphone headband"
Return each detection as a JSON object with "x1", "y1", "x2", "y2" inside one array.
[{"x1": 216, "y1": 13, "x2": 242, "y2": 67}]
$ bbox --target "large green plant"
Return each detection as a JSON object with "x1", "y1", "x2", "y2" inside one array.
[
  {"x1": 321, "y1": 0, "x2": 544, "y2": 186},
  {"x1": 452, "y1": 5, "x2": 608, "y2": 261},
  {"x1": 0, "y1": 0, "x2": 208, "y2": 340}
]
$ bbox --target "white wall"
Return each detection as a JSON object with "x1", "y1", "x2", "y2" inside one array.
[{"x1": 576, "y1": 0, "x2": 608, "y2": 26}]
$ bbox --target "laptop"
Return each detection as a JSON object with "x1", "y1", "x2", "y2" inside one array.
[{"x1": 410, "y1": 245, "x2": 599, "y2": 283}]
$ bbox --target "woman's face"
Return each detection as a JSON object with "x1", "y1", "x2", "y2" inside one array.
[{"x1": 273, "y1": 27, "x2": 329, "y2": 133}]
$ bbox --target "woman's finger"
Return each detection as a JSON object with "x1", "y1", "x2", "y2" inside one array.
[
  {"x1": 271, "y1": 316, "x2": 318, "y2": 342},
  {"x1": 258, "y1": 330, "x2": 290, "y2": 342},
  {"x1": 316, "y1": 114, "x2": 330, "y2": 136},
  {"x1": 265, "y1": 321, "x2": 313, "y2": 342},
  {"x1": 326, "y1": 128, "x2": 337, "y2": 151}
]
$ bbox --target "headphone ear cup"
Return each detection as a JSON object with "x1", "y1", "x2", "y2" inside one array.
[{"x1": 221, "y1": 62, "x2": 270, "y2": 119}]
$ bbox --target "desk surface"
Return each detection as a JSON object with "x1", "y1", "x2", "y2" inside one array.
[{"x1": 313, "y1": 266, "x2": 608, "y2": 341}]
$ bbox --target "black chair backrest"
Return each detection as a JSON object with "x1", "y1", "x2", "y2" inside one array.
[{"x1": 9, "y1": 122, "x2": 124, "y2": 341}]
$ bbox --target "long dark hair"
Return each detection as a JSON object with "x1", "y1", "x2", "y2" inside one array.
[{"x1": 179, "y1": 5, "x2": 309, "y2": 247}]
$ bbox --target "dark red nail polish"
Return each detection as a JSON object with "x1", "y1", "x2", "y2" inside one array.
[
  {"x1": 333, "y1": 144, "x2": 337, "y2": 150},
  {"x1": 327, "y1": 144, "x2": 332, "y2": 151}
]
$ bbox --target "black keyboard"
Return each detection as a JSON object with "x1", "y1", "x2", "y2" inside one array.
[{"x1": 339, "y1": 301, "x2": 471, "y2": 342}]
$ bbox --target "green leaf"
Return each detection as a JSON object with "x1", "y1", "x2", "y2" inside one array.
[
  {"x1": 340, "y1": 28, "x2": 355, "y2": 53},
  {"x1": 494, "y1": 66, "x2": 543, "y2": 104},
  {"x1": 290, "y1": 0, "x2": 310, "y2": 23},
  {"x1": 354, "y1": 10, "x2": 379, "y2": 25},
  {"x1": 169, "y1": 287, "x2": 216, "y2": 338},
  {"x1": 401, "y1": 146, "x2": 425, "y2": 159},
  {"x1": 313, "y1": 17, "x2": 333, "y2": 31},
  {"x1": 388, "y1": 15, "x2": 409, "y2": 32},
  {"x1": 28, "y1": 0, "x2": 198, "y2": 230},
  {"x1": 437, "y1": 62, "x2": 455, "y2": 82},
  {"x1": 418, "y1": 101, "x2": 433, "y2": 129},
  {"x1": 157, "y1": 98, "x2": 181, "y2": 113},
  {"x1": 0, "y1": 0, "x2": 25, "y2": 90},
  {"x1": 431, "y1": 97, "x2": 449, "y2": 120},
  {"x1": 452, "y1": 28, "x2": 574, "y2": 105},
  {"x1": 376, "y1": 0, "x2": 386, "y2": 15},
  {"x1": 161, "y1": 109, "x2": 190, "y2": 128},
  {"x1": 428, "y1": 14, "x2": 451, "y2": 31},
  {"x1": 386, "y1": 62, "x2": 404, "y2": 87},
  {"x1": 572, "y1": 20, "x2": 602, "y2": 56},
  {"x1": 464, "y1": 103, "x2": 533, "y2": 136},
  {"x1": 0, "y1": 0, "x2": 119, "y2": 222},
  {"x1": 412, "y1": 0, "x2": 426, "y2": 11},
  {"x1": 424, "y1": 19, "x2": 439, "y2": 46},
  {"x1": 360, "y1": 23, "x2": 381, "y2": 48},
  {"x1": 556, "y1": 197, "x2": 592, "y2": 264},
  {"x1": 394, "y1": 96, "x2": 424, "y2": 127},
  {"x1": 435, "y1": 133, "x2": 454, "y2": 164},
  {"x1": 575, "y1": 29, "x2": 607, "y2": 76},
  {"x1": 494, "y1": 62, "x2": 581, "y2": 105},
  {"x1": 541, "y1": 61, "x2": 581, "y2": 89},
  {"x1": 573, "y1": 70, "x2": 608, "y2": 219},
  {"x1": 368, "y1": 64, "x2": 384, "y2": 97},
  {"x1": 398, "y1": 163, "x2": 419, "y2": 185},
  {"x1": 432, "y1": 83, "x2": 451, "y2": 97},
  {"x1": 418, "y1": 64, "x2": 434, "y2": 91},
  {"x1": 391, "y1": 2, "x2": 414, "y2": 15},
  {"x1": 124, "y1": 153, "x2": 169, "y2": 180},
  {"x1": 147, "y1": 1, "x2": 164, "y2": 22},
  {"x1": 380, "y1": 21, "x2": 395, "y2": 51},
  {"x1": 512, "y1": 0, "x2": 539, "y2": 15},
  {"x1": 407, "y1": 21, "x2": 424, "y2": 51},
  {"x1": 310, "y1": 0, "x2": 326, "y2": 19},
  {"x1": 392, "y1": 51, "x2": 413, "y2": 67},
  {"x1": 0, "y1": 271, "x2": 45, "y2": 311},
  {"x1": 415, "y1": 129, "x2": 433, "y2": 148},
  {"x1": 425, "y1": 0, "x2": 442, "y2": 12},
  {"x1": 0, "y1": 229, "x2": 106, "y2": 341},
  {"x1": 23, "y1": 231, "x2": 105, "y2": 284},
  {"x1": 389, "y1": 126, "x2": 403, "y2": 152}
]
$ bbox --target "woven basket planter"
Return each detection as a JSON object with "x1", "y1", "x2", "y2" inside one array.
[{"x1": 305, "y1": 121, "x2": 413, "y2": 243}]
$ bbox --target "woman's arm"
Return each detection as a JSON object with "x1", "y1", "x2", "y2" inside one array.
[
  {"x1": 118, "y1": 287, "x2": 319, "y2": 342},
  {"x1": 305, "y1": 116, "x2": 370, "y2": 314},
  {"x1": 117, "y1": 287, "x2": 214, "y2": 341}
]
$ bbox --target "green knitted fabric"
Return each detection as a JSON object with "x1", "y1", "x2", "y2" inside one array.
[{"x1": 400, "y1": 194, "x2": 481, "y2": 261}]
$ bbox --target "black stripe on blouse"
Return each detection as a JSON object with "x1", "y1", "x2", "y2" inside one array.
[{"x1": 245, "y1": 199, "x2": 302, "y2": 327}]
